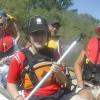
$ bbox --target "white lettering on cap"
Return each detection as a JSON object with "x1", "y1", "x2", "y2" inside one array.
[{"x1": 36, "y1": 18, "x2": 42, "y2": 24}]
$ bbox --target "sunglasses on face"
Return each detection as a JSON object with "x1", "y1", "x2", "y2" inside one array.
[{"x1": 52, "y1": 24, "x2": 60, "y2": 30}]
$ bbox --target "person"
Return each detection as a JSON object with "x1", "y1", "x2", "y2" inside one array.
[
  {"x1": 48, "y1": 19, "x2": 63, "y2": 59},
  {"x1": 0, "y1": 10, "x2": 20, "y2": 88},
  {"x1": 74, "y1": 26, "x2": 100, "y2": 100},
  {"x1": 0, "y1": 10, "x2": 20, "y2": 43},
  {"x1": 0, "y1": 10, "x2": 20, "y2": 58},
  {"x1": 6, "y1": 16, "x2": 74, "y2": 100},
  {"x1": 48, "y1": 20, "x2": 71, "y2": 89}
]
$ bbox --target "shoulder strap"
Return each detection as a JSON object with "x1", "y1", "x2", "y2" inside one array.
[{"x1": 21, "y1": 48, "x2": 39, "y2": 86}]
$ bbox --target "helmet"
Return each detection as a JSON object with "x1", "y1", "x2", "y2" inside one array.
[
  {"x1": 95, "y1": 25, "x2": 100, "y2": 35},
  {"x1": 28, "y1": 16, "x2": 49, "y2": 34}
]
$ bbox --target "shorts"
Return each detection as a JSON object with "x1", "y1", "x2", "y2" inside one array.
[{"x1": 28, "y1": 88, "x2": 75, "y2": 100}]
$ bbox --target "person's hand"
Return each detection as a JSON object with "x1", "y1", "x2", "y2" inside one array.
[
  {"x1": 77, "y1": 80, "x2": 84, "y2": 88},
  {"x1": 51, "y1": 62, "x2": 61, "y2": 73},
  {"x1": 75, "y1": 80, "x2": 84, "y2": 93}
]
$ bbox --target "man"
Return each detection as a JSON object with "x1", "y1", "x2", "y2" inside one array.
[
  {"x1": 74, "y1": 26, "x2": 100, "y2": 100},
  {"x1": 0, "y1": 10, "x2": 20, "y2": 43},
  {"x1": 48, "y1": 20, "x2": 63, "y2": 58},
  {"x1": 7, "y1": 16, "x2": 74, "y2": 100}
]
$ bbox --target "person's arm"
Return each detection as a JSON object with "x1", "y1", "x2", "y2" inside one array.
[
  {"x1": 56, "y1": 70, "x2": 67, "y2": 87},
  {"x1": 7, "y1": 83, "x2": 24, "y2": 100},
  {"x1": 51, "y1": 64, "x2": 67, "y2": 87},
  {"x1": 57, "y1": 37, "x2": 63, "y2": 57},
  {"x1": 13, "y1": 22, "x2": 20, "y2": 42},
  {"x1": 7, "y1": 53, "x2": 24, "y2": 100},
  {"x1": 74, "y1": 50, "x2": 85, "y2": 88}
]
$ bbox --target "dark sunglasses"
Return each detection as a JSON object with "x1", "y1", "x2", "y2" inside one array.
[{"x1": 52, "y1": 24, "x2": 60, "y2": 30}]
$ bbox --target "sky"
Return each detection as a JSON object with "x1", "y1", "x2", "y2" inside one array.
[{"x1": 71, "y1": 0, "x2": 100, "y2": 19}]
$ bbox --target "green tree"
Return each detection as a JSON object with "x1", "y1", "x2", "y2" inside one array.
[{"x1": 28, "y1": 0, "x2": 73, "y2": 10}]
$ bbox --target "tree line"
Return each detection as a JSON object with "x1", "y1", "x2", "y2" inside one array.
[{"x1": 0, "y1": 0, "x2": 100, "y2": 65}]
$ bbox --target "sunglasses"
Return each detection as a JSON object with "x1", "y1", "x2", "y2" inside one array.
[{"x1": 52, "y1": 24, "x2": 60, "y2": 30}]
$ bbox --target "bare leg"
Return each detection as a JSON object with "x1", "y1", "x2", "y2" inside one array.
[
  {"x1": 79, "y1": 89, "x2": 93, "y2": 100},
  {"x1": 71, "y1": 95, "x2": 88, "y2": 100},
  {"x1": 97, "y1": 93, "x2": 100, "y2": 100}
]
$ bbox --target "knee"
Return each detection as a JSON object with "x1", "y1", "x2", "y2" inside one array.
[
  {"x1": 97, "y1": 94, "x2": 100, "y2": 100},
  {"x1": 71, "y1": 95, "x2": 88, "y2": 100},
  {"x1": 78, "y1": 89, "x2": 93, "y2": 100}
]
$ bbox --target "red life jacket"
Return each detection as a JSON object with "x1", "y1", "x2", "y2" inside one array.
[
  {"x1": 85, "y1": 36, "x2": 100, "y2": 64},
  {"x1": 0, "y1": 33, "x2": 13, "y2": 56}
]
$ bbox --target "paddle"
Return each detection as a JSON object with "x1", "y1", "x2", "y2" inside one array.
[{"x1": 25, "y1": 33, "x2": 85, "y2": 100}]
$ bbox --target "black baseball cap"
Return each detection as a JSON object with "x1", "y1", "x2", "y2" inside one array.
[{"x1": 28, "y1": 16, "x2": 48, "y2": 34}]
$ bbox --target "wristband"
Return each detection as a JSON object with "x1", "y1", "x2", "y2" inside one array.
[{"x1": 14, "y1": 95, "x2": 22, "y2": 100}]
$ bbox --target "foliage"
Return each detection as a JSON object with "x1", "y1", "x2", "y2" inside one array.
[
  {"x1": 28, "y1": 0, "x2": 73, "y2": 10},
  {"x1": 0, "y1": 0, "x2": 100, "y2": 65}
]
